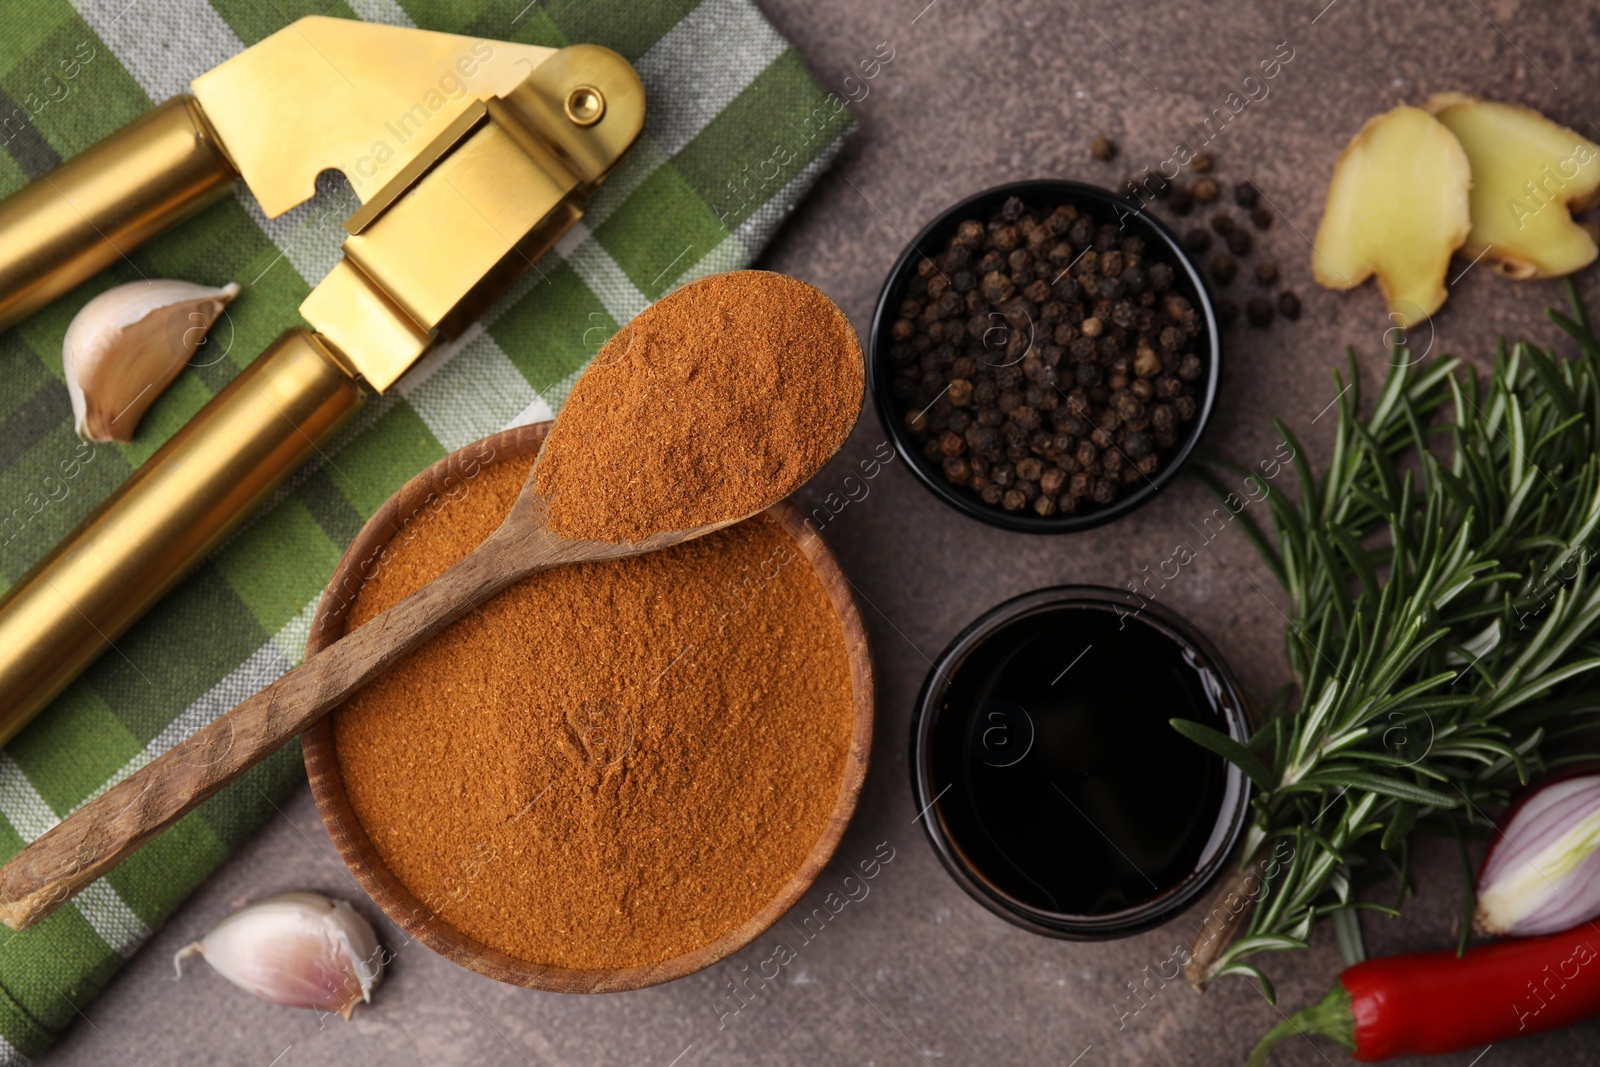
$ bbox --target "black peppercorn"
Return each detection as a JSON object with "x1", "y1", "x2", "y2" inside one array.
[
  {"x1": 1233, "y1": 181, "x2": 1259, "y2": 208},
  {"x1": 1217, "y1": 300, "x2": 1238, "y2": 328},
  {"x1": 1168, "y1": 183, "x2": 1195, "y2": 215},
  {"x1": 890, "y1": 196, "x2": 1205, "y2": 519},
  {"x1": 1246, "y1": 297, "x2": 1274, "y2": 328},
  {"x1": 1091, "y1": 136, "x2": 1117, "y2": 162},
  {"x1": 1185, "y1": 229, "x2": 1213, "y2": 255},
  {"x1": 1278, "y1": 290, "x2": 1302, "y2": 321},
  {"x1": 980, "y1": 271, "x2": 1014, "y2": 304},
  {"x1": 1192, "y1": 152, "x2": 1214, "y2": 173},
  {"x1": 1227, "y1": 229, "x2": 1253, "y2": 256},
  {"x1": 1254, "y1": 261, "x2": 1279, "y2": 286},
  {"x1": 1251, "y1": 206, "x2": 1273, "y2": 231},
  {"x1": 1210, "y1": 254, "x2": 1237, "y2": 285},
  {"x1": 1192, "y1": 177, "x2": 1219, "y2": 203},
  {"x1": 1211, "y1": 213, "x2": 1236, "y2": 235}
]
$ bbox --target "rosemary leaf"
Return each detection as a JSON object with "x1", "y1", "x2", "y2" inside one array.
[{"x1": 1192, "y1": 282, "x2": 1600, "y2": 987}]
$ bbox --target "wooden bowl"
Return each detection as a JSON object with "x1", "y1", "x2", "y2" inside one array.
[{"x1": 301, "y1": 422, "x2": 873, "y2": 992}]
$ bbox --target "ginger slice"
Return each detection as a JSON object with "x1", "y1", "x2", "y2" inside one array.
[
  {"x1": 1312, "y1": 105, "x2": 1471, "y2": 329},
  {"x1": 1426, "y1": 92, "x2": 1600, "y2": 280}
]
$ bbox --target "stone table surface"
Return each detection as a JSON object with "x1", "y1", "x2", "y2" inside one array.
[{"x1": 45, "y1": 1, "x2": 1600, "y2": 1065}]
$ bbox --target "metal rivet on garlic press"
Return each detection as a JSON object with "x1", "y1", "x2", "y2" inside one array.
[{"x1": 565, "y1": 86, "x2": 605, "y2": 126}]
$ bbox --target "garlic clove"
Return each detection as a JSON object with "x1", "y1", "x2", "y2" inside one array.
[
  {"x1": 173, "y1": 891, "x2": 383, "y2": 1019},
  {"x1": 1475, "y1": 770, "x2": 1600, "y2": 937},
  {"x1": 63, "y1": 279, "x2": 239, "y2": 443}
]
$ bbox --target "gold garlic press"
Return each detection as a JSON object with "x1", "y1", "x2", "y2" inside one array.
[{"x1": 0, "y1": 17, "x2": 644, "y2": 742}]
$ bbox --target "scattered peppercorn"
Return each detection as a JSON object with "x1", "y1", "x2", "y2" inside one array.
[
  {"x1": 1255, "y1": 261, "x2": 1279, "y2": 286},
  {"x1": 1233, "y1": 181, "x2": 1259, "y2": 208},
  {"x1": 1192, "y1": 152, "x2": 1214, "y2": 173},
  {"x1": 1250, "y1": 206, "x2": 1273, "y2": 231},
  {"x1": 1185, "y1": 229, "x2": 1213, "y2": 255},
  {"x1": 1167, "y1": 183, "x2": 1194, "y2": 215},
  {"x1": 1211, "y1": 213, "x2": 1236, "y2": 235},
  {"x1": 1246, "y1": 297, "x2": 1274, "y2": 328},
  {"x1": 1217, "y1": 300, "x2": 1238, "y2": 328},
  {"x1": 1211, "y1": 254, "x2": 1237, "y2": 285},
  {"x1": 1192, "y1": 177, "x2": 1219, "y2": 203},
  {"x1": 1226, "y1": 229, "x2": 1253, "y2": 256},
  {"x1": 1278, "y1": 290, "x2": 1302, "y2": 321},
  {"x1": 887, "y1": 195, "x2": 1206, "y2": 519},
  {"x1": 1092, "y1": 137, "x2": 1117, "y2": 162}
]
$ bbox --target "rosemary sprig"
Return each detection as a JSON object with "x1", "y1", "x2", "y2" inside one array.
[{"x1": 1181, "y1": 282, "x2": 1600, "y2": 999}]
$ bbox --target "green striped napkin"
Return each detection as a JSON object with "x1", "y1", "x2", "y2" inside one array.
[{"x1": 0, "y1": 2, "x2": 852, "y2": 1060}]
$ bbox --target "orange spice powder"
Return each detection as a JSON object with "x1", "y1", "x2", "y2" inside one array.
[
  {"x1": 535, "y1": 270, "x2": 864, "y2": 543},
  {"x1": 330, "y1": 449, "x2": 856, "y2": 970}
]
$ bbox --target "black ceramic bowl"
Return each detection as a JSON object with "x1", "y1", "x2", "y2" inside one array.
[
  {"x1": 909, "y1": 586, "x2": 1252, "y2": 940},
  {"x1": 869, "y1": 180, "x2": 1222, "y2": 533}
]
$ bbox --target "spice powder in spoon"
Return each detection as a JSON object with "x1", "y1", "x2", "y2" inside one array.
[
  {"x1": 535, "y1": 269, "x2": 864, "y2": 543},
  {"x1": 330, "y1": 448, "x2": 857, "y2": 970}
]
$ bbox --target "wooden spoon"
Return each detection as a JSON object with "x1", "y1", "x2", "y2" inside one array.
[{"x1": 0, "y1": 271, "x2": 862, "y2": 930}]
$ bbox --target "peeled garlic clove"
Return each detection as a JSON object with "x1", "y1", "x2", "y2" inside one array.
[
  {"x1": 173, "y1": 891, "x2": 383, "y2": 1019},
  {"x1": 1476, "y1": 770, "x2": 1600, "y2": 937},
  {"x1": 63, "y1": 279, "x2": 239, "y2": 442}
]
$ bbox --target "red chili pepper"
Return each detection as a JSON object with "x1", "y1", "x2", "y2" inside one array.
[{"x1": 1247, "y1": 924, "x2": 1600, "y2": 1064}]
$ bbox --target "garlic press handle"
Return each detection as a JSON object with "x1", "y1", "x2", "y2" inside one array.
[
  {"x1": 0, "y1": 97, "x2": 237, "y2": 332},
  {"x1": 0, "y1": 329, "x2": 364, "y2": 743}
]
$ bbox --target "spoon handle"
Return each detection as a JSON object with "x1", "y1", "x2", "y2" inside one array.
[{"x1": 0, "y1": 532, "x2": 528, "y2": 931}]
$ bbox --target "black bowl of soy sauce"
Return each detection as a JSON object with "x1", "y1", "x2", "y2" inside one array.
[{"x1": 910, "y1": 586, "x2": 1252, "y2": 939}]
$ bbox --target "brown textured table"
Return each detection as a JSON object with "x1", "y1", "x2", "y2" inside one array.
[{"x1": 46, "y1": 1, "x2": 1600, "y2": 1064}]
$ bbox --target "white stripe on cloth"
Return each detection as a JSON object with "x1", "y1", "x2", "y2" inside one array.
[
  {"x1": 0, "y1": 1032, "x2": 30, "y2": 1066},
  {"x1": 395, "y1": 323, "x2": 543, "y2": 451},
  {"x1": 71, "y1": 0, "x2": 243, "y2": 105},
  {"x1": 0, "y1": 754, "x2": 150, "y2": 958},
  {"x1": 632, "y1": 0, "x2": 787, "y2": 157},
  {"x1": 341, "y1": 0, "x2": 415, "y2": 27},
  {"x1": 554, "y1": 222, "x2": 651, "y2": 328}
]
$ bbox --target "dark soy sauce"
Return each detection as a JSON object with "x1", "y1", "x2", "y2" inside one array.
[{"x1": 929, "y1": 603, "x2": 1231, "y2": 916}]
